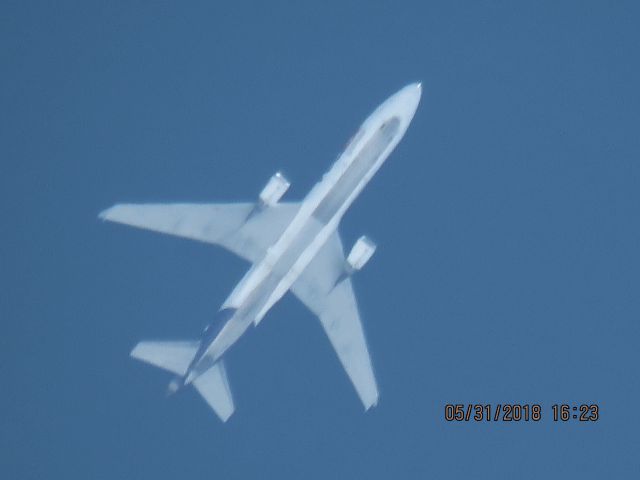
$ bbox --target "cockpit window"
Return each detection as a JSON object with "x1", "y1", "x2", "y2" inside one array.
[{"x1": 379, "y1": 117, "x2": 400, "y2": 135}]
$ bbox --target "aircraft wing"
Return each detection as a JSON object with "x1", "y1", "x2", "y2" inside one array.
[
  {"x1": 99, "y1": 202, "x2": 300, "y2": 263},
  {"x1": 290, "y1": 231, "x2": 379, "y2": 410}
]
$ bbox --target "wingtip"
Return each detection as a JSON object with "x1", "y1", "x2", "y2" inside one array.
[
  {"x1": 220, "y1": 409, "x2": 235, "y2": 423},
  {"x1": 98, "y1": 204, "x2": 122, "y2": 222},
  {"x1": 98, "y1": 206, "x2": 112, "y2": 221},
  {"x1": 129, "y1": 341, "x2": 144, "y2": 359},
  {"x1": 363, "y1": 397, "x2": 379, "y2": 412}
]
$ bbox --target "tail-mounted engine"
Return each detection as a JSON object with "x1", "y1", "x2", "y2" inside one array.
[
  {"x1": 346, "y1": 235, "x2": 376, "y2": 274},
  {"x1": 259, "y1": 172, "x2": 290, "y2": 207}
]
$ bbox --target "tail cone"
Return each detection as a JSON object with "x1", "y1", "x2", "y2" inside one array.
[{"x1": 166, "y1": 377, "x2": 181, "y2": 396}]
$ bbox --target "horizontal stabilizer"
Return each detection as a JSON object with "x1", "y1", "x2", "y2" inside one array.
[
  {"x1": 193, "y1": 361, "x2": 235, "y2": 422},
  {"x1": 130, "y1": 340, "x2": 198, "y2": 376}
]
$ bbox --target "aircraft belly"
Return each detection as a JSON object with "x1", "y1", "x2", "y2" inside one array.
[
  {"x1": 230, "y1": 124, "x2": 403, "y2": 327},
  {"x1": 209, "y1": 119, "x2": 405, "y2": 353},
  {"x1": 255, "y1": 217, "x2": 341, "y2": 323},
  {"x1": 222, "y1": 262, "x2": 270, "y2": 309},
  {"x1": 205, "y1": 273, "x2": 280, "y2": 361},
  {"x1": 313, "y1": 117, "x2": 401, "y2": 223}
]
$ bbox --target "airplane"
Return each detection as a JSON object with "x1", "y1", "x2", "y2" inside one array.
[{"x1": 99, "y1": 82, "x2": 422, "y2": 421}]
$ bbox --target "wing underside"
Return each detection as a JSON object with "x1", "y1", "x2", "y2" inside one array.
[
  {"x1": 99, "y1": 202, "x2": 300, "y2": 263},
  {"x1": 291, "y1": 231, "x2": 379, "y2": 410}
]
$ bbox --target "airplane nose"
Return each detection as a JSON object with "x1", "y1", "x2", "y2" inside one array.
[
  {"x1": 376, "y1": 82, "x2": 422, "y2": 125},
  {"x1": 411, "y1": 82, "x2": 422, "y2": 101},
  {"x1": 400, "y1": 82, "x2": 422, "y2": 111},
  {"x1": 397, "y1": 82, "x2": 422, "y2": 105}
]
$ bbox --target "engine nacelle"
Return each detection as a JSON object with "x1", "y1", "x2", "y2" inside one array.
[
  {"x1": 259, "y1": 172, "x2": 290, "y2": 206},
  {"x1": 346, "y1": 235, "x2": 376, "y2": 273}
]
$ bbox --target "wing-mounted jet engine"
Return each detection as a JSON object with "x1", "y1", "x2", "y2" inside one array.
[
  {"x1": 346, "y1": 235, "x2": 376, "y2": 273},
  {"x1": 245, "y1": 172, "x2": 291, "y2": 222},
  {"x1": 333, "y1": 235, "x2": 376, "y2": 288},
  {"x1": 259, "y1": 172, "x2": 290, "y2": 207}
]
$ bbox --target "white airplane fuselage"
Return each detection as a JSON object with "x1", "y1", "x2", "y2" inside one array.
[{"x1": 183, "y1": 83, "x2": 422, "y2": 385}]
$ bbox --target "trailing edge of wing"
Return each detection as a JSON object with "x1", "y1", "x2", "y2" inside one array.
[
  {"x1": 291, "y1": 231, "x2": 379, "y2": 410},
  {"x1": 99, "y1": 202, "x2": 300, "y2": 263}
]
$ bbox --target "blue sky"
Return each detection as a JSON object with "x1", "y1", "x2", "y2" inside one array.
[{"x1": 2, "y1": 1, "x2": 639, "y2": 478}]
